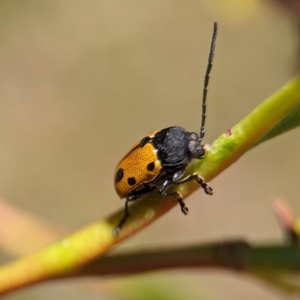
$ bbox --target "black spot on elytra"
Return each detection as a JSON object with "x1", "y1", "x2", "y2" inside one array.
[
  {"x1": 115, "y1": 168, "x2": 124, "y2": 183},
  {"x1": 127, "y1": 177, "x2": 136, "y2": 186},
  {"x1": 147, "y1": 161, "x2": 155, "y2": 171},
  {"x1": 139, "y1": 137, "x2": 149, "y2": 148}
]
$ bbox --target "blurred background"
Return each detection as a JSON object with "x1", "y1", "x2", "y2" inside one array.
[{"x1": 0, "y1": 0, "x2": 300, "y2": 299}]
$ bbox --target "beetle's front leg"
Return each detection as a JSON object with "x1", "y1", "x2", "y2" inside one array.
[{"x1": 173, "y1": 173, "x2": 213, "y2": 195}]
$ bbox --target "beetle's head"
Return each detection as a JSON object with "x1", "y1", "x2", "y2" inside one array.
[{"x1": 187, "y1": 132, "x2": 205, "y2": 159}]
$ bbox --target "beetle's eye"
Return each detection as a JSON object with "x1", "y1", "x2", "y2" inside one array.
[{"x1": 188, "y1": 141, "x2": 197, "y2": 152}]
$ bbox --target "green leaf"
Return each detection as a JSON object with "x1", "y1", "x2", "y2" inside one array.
[{"x1": 256, "y1": 103, "x2": 300, "y2": 145}]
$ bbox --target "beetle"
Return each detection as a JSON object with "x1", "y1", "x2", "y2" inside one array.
[{"x1": 113, "y1": 21, "x2": 217, "y2": 235}]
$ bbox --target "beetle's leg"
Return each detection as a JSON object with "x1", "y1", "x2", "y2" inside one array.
[
  {"x1": 174, "y1": 173, "x2": 213, "y2": 195},
  {"x1": 113, "y1": 186, "x2": 156, "y2": 236},
  {"x1": 159, "y1": 174, "x2": 189, "y2": 215},
  {"x1": 113, "y1": 198, "x2": 131, "y2": 236}
]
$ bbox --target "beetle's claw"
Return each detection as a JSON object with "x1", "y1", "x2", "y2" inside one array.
[
  {"x1": 113, "y1": 226, "x2": 121, "y2": 236},
  {"x1": 204, "y1": 185, "x2": 213, "y2": 195}
]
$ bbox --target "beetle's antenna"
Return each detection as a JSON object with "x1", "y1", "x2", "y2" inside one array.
[{"x1": 199, "y1": 21, "x2": 217, "y2": 141}]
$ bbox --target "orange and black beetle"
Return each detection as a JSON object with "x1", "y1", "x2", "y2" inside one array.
[{"x1": 114, "y1": 22, "x2": 217, "y2": 235}]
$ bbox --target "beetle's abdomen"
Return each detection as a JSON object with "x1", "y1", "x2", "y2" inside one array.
[{"x1": 114, "y1": 140, "x2": 162, "y2": 198}]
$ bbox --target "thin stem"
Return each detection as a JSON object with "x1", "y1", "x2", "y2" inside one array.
[{"x1": 72, "y1": 241, "x2": 300, "y2": 277}]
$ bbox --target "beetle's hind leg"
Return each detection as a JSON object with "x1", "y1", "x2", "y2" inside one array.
[
  {"x1": 113, "y1": 199, "x2": 131, "y2": 236},
  {"x1": 113, "y1": 186, "x2": 156, "y2": 236}
]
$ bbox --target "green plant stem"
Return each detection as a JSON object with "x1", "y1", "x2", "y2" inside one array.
[
  {"x1": 194, "y1": 75, "x2": 300, "y2": 182},
  {"x1": 72, "y1": 241, "x2": 300, "y2": 277},
  {"x1": 0, "y1": 76, "x2": 300, "y2": 295}
]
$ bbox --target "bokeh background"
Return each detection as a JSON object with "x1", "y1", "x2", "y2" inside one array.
[{"x1": 0, "y1": 1, "x2": 300, "y2": 299}]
